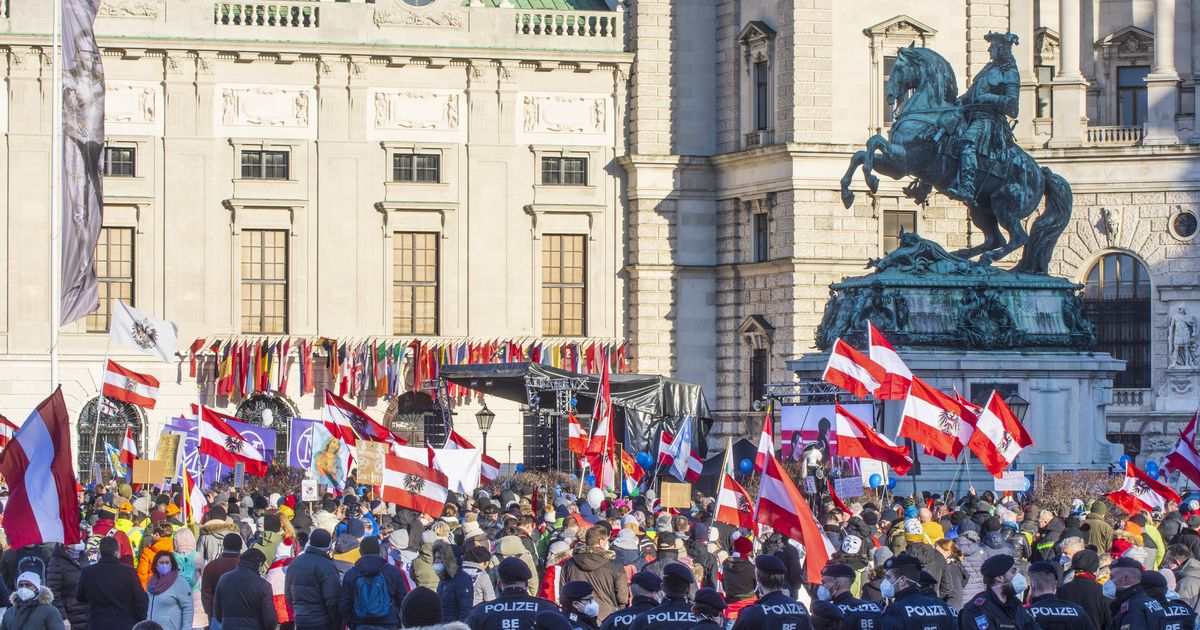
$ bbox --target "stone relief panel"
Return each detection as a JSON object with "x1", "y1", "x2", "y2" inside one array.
[
  {"x1": 105, "y1": 81, "x2": 163, "y2": 136},
  {"x1": 213, "y1": 85, "x2": 316, "y2": 140},
  {"x1": 97, "y1": 0, "x2": 162, "y2": 18},
  {"x1": 516, "y1": 92, "x2": 613, "y2": 146},
  {"x1": 372, "y1": 2, "x2": 465, "y2": 29},
  {"x1": 367, "y1": 88, "x2": 466, "y2": 142}
]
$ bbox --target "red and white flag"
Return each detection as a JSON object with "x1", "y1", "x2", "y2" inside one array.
[
  {"x1": 183, "y1": 470, "x2": 206, "y2": 525},
  {"x1": 323, "y1": 390, "x2": 395, "y2": 446},
  {"x1": 658, "y1": 429, "x2": 702, "y2": 483},
  {"x1": 823, "y1": 339, "x2": 885, "y2": 399},
  {"x1": 382, "y1": 452, "x2": 450, "y2": 518},
  {"x1": 899, "y1": 377, "x2": 973, "y2": 459},
  {"x1": 968, "y1": 391, "x2": 1034, "y2": 477},
  {"x1": 716, "y1": 472, "x2": 755, "y2": 530},
  {"x1": 584, "y1": 357, "x2": 616, "y2": 491},
  {"x1": 568, "y1": 413, "x2": 586, "y2": 455},
  {"x1": 834, "y1": 403, "x2": 912, "y2": 476},
  {"x1": 0, "y1": 414, "x2": 19, "y2": 449},
  {"x1": 444, "y1": 430, "x2": 500, "y2": 485},
  {"x1": 1106, "y1": 461, "x2": 1182, "y2": 514},
  {"x1": 0, "y1": 389, "x2": 83, "y2": 549},
  {"x1": 102, "y1": 360, "x2": 160, "y2": 409},
  {"x1": 756, "y1": 454, "x2": 831, "y2": 584},
  {"x1": 199, "y1": 406, "x2": 269, "y2": 477},
  {"x1": 119, "y1": 426, "x2": 138, "y2": 467},
  {"x1": 1165, "y1": 413, "x2": 1200, "y2": 487},
  {"x1": 867, "y1": 323, "x2": 912, "y2": 400},
  {"x1": 754, "y1": 403, "x2": 774, "y2": 473}
]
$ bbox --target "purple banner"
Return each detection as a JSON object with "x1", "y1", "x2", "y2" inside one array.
[
  {"x1": 165, "y1": 417, "x2": 276, "y2": 487},
  {"x1": 289, "y1": 418, "x2": 320, "y2": 470}
]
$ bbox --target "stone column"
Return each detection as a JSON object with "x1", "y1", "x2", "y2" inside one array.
[
  {"x1": 1145, "y1": 0, "x2": 1181, "y2": 144},
  {"x1": 1049, "y1": 0, "x2": 1088, "y2": 147},
  {"x1": 1010, "y1": 0, "x2": 1037, "y2": 145}
]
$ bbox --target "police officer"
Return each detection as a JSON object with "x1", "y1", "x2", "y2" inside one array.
[
  {"x1": 690, "y1": 587, "x2": 727, "y2": 630},
  {"x1": 1141, "y1": 570, "x2": 1194, "y2": 630},
  {"x1": 468, "y1": 557, "x2": 560, "y2": 630},
  {"x1": 878, "y1": 555, "x2": 957, "y2": 630},
  {"x1": 812, "y1": 562, "x2": 883, "y2": 630},
  {"x1": 602, "y1": 572, "x2": 662, "y2": 630},
  {"x1": 1026, "y1": 561, "x2": 1096, "y2": 630},
  {"x1": 562, "y1": 581, "x2": 601, "y2": 630},
  {"x1": 730, "y1": 555, "x2": 811, "y2": 630},
  {"x1": 959, "y1": 554, "x2": 1039, "y2": 630},
  {"x1": 1107, "y1": 556, "x2": 1166, "y2": 630},
  {"x1": 629, "y1": 563, "x2": 699, "y2": 630}
]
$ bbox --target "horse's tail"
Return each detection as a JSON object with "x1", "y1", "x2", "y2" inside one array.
[{"x1": 1016, "y1": 167, "x2": 1072, "y2": 273}]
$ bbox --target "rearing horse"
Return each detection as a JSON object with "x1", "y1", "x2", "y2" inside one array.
[{"x1": 839, "y1": 45, "x2": 1071, "y2": 273}]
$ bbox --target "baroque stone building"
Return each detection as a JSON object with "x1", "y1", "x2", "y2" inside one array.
[{"x1": 621, "y1": 0, "x2": 1200, "y2": 467}]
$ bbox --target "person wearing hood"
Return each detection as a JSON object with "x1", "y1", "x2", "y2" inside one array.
[
  {"x1": 197, "y1": 507, "x2": 242, "y2": 570},
  {"x1": 460, "y1": 543, "x2": 496, "y2": 607},
  {"x1": 1056, "y1": 549, "x2": 1109, "y2": 630},
  {"x1": 332, "y1": 518, "x2": 365, "y2": 577},
  {"x1": 339, "y1": 535, "x2": 407, "y2": 629},
  {"x1": 828, "y1": 533, "x2": 871, "y2": 597},
  {"x1": 146, "y1": 550, "x2": 195, "y2": 630},
  {"x1": 1, "y1": 571, "x2": 63, "y2": 630},
  {"x1": 250, "y1": 513, "x2": 284, "y2": 573},
  {"x1": 46, "y1": 542, "x2": 87, "y2": 630},
  {"x1": 401, "y1": 586, "x2": 470, "y2": 630},
  {"x1": 412, "y1": 540, "x2": 441, "y2": 590},
  {"x1": 212, "y1": 549, "x2": 277, "y2": 630},
  {"x1": 285, "y1": 529, "x2": 342, "y2": 630},
  {"x1": 559, "y1": 525, "x2": 629, "y2": 622},
  {"x1": 958, "y1": 555, "x2": 1038, "y2": 630},
  {"x1": 611, "y1": 529, "x2": 642, "y2": 568},
  {"x1": 433, "y1": 540, "x2": 473, "y2": 622},
  {"x1": 386, "y1": 529, "x2": 418, "y2": 569},
  {"x1": 76, "y1": 536, "x2": 148, "y2": 630},
  {"x1": 1082, "y1": 501, "x2": 1113, "y2": 552},
  {"x1": 896, "y1": 518, "x2": 948, "y2": 600},
  {"x1": 201, "y1": 532, "x2": 244, "y2": 621}
]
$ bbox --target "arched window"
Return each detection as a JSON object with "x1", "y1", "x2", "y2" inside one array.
[
  {"x1": 1083, "y1": 253, "x2": 1151, "y2": 388},
  {"x1": 235, "y1": 392, "x2": 297, "y2": 464},
  {"x1": 384, "y1": 391, "x2": 436, "y2": 445},
  {"x1": 78, "y1": 397, "x2": 144, "y2": 481}
]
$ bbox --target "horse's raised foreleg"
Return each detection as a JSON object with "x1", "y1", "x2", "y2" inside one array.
[{"x1": 840, "y1": 150, "x2": 868, "y2": 209}]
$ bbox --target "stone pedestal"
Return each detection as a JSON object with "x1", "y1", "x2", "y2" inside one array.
[
  {"x1": 1144, "y1": 75, "x2": 1181, "y2": 145},
  {"x1": 788, "y1": 349, "x2": 1125, "y2": 494}
]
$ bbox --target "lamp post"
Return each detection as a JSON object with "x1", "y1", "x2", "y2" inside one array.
[
  {"x1": 1005, "y1": 391, "x2": 1031, "y2": 423},
  {"x1": 475, "y1": 403, "x2": 496, "y2": 457}
]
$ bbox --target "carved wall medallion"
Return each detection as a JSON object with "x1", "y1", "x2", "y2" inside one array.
[
  {"x1": 98, "y1": 0, "x2": 161, "y2": 18},
  {"x1": 522, "y1": 95, "x2": 607, "y2": 134},
  {"x1": 367, "y1": 88, "x2": 466, "y2": 141},
  {"x1": 213, "y1": 85, "x2": 316, "y2": 139}
]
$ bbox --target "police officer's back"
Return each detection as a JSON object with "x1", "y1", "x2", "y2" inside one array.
[
  {"x1": 629, "y1": 563, "x2": 700, "y2": 630},
  {"x1": 958, "y1": 555, "x2": 1039, "y2": 630},
  {"x1": 1025, "y1": 561, "x2": 1096, "y2": 630},
  {"x1": 468, "y1": 557, "x2": 559, "y2": 630},
  {"x1": 601, "y1": 572, "x2": 662, "y2": 630},
  {"x1": 1142, "y1": 569, "x2": 1194, "y2": 630},
  {"x1": 812, "y1": 562, "x2": 883, "y2": 630},
  {"x1": 878, "y1": 555, "x2": 958, "y2": 630},
  {"x1": 730, "y1": 555, "x2": 811, "y2": 630},
  {"x1": 1107, "y1": 556, "x2": 1166, "y2": 630}
]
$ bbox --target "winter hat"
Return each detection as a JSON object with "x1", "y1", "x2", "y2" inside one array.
[
  {"x1": 548, "y1": 540, "x2": 571, "y2": 557},
  {"x1": 173, "y1": 526, "x2": 197, "y2": 554},
  {"x1": 613, "y1": 529, "x2": 639, "y2": 551},
  {"x1": 263, "y1": 514, "x2": 282, "y2": 533},
  {"x1": 1071, "y1": 550, "x2": 1100, "y2": 573},
  {"x1": 308, "y1": 529, "x2": 332, "y2": 551},
  {"x1": 16, "y1": 572, "x2": 40, "y2": 589},
  {"x1": 387, "y1": 529, "x2": 409, "y2": 551},
  {"x1": 983, "y1": 517, "x2": 1002, "y2": 533},
  {"x1": 461, "y1": 521, "x2": 485, "y2": 540},
  {"x1": 733, "y1": 535, "x2": 753, "y2": 557},
  {"x1": 401, "y1": 586, "x2": 443, "y2": 627},
  {"x1": 981, "y1": 554, "x2": 1015, "y2": 581},
  {"x1": 904, "y1": 505, "x2": 919, "y2": 519},
  {"x1": 222, "y1": 533, "x2": 244, "y2": 553},
  {"x1": 1090, "y1": 500, "x2": 1108, "y2": 516},
  {"x1": 360, "y1": 536, "x2": 382, "y2": 556}
]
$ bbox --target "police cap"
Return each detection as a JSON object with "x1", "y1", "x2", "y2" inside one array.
[
  {"x1": 885, "y1": 554, "x2": 923, "y2": 571},
  {"x1": 498, "y1": 556, "x2": 533, "y2": 582},
  {"x1": 1028, "y1": 561, "x2": 1058, "y2": 575},
  {"x1": 631, "y1": 571, "x2": 663, "y2": 592},
  {"x1": 663, "y1": 562, "x2": 696, "y2": 584},
  {"x1": 693, "y1": 587, "x2": 727, "y2": 612},
  {"x1": 1141, "y1": 570, "x2": 1168, "y2": 588},
  {"x1": 755, "y1": 554, "x2": 787, "y2": 575},
  {"x1": 981, "y1": 554, "x2": 1015, "y2": 580},
  {"x1": 822, "y1": 563, "x2": 857, "y2": 579},
  {"x1": 561, "y1": 580, "x2": 594, "y2": 600}
]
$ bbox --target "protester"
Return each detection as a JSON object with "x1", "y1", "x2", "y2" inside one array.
[
  {"x1": 76, "y1": 536, "x2": 149, "y2": 630},
  {"x1": 2, "y1": 571, "x2": 64, "y2": 630},
  {"x1": 461, "y1": 543, "x2": 496, "y2": 607},
  {"x1": 284, "y1": 528, "x2": 342, "y2": 630},
  {"x1": 145, "y1": 551, "x2": 194, "y2": 630},
  {"x1": 1056, "y1": 549, "x2": 1109, "y2": 630},
  {"x1": 1166, "y1": 543, "x2": 1200, "y2": 608},
  {"x1": 138, "y1": 522, "x2": 176, "y2": 589},
  {"x1": 211, "y1": 549, "x2": 277, "y2": 630},
  {"x1": 338, "y1": 535, "x2": 407, "y2": 629},
  {"x1": 201, "y1": 532, "x2": 243, "y2": 621},
  {"x1": 1082, "y1": 501, "x2": 1114, "y2": 552},
  {"x1": 401, "y1": 585, "x2": 470, "y2": 630},
  {"x1": 46, "y1": 542, "x2": 88, "y2": 630},
  {"x1": 558, "y1": 525, "x2": 629, "y2": 621}
]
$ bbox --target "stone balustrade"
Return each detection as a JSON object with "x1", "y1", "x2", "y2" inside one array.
[
  {"x1": 1111, "y1": 388, "x2": 1148, "y2": 408},
  {"x1": 1085, "y1": 125, "x2": 1145, "y2": 146},
  {"x1": 214, "y1": 2, "x2": 319, "y2": 28},
  {"x1": 514, "y1": 10, "x2": 620, "y2": 39}
]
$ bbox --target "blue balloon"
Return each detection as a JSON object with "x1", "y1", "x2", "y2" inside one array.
[
  {"x1": 1023, "y1": 476, "x2": 1032, "y2": 492},
  {"x1": 584, "y1": 474, "x2": 596, "y2": 485},
  {"x1": 869, "y1": 473, "x2": 883, "y2": 489},
  {"x1": 887, "y1": 477, "x2": 898, "y2": 490},
  {"x1": 1119, "y1": 454, "x2": 1132, "y2": 469},
  {"x1": 636, "y1": 452, "x2": 653, "y2": 469},
  {"x1": 516, "y1": 463, "x2": 526, "y2": 473},
  {"x1": 1146, "y1": 460, "x2": 1159, "y2": 477},
  {"x1": 570, "y1": 398, "x2": 578, "y2": 407},
  {"x1": 739, "y1": 458, "x2": 753, "y2": 474}
]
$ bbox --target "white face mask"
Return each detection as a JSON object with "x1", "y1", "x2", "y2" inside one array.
[
  {"x1": 816, "y1": 585, "x2": 832, "y2": 601},
  {"x1": 581, "y1": 601, "x2": 600, "y2": 618},
  {"x1": 1102, "y1": 580, "x2": 1117, "y2": 598},
  {"x1": 1010, "y1": 573, "x2": 1028, "y2": 596},
  {"x1": 433, "y1": 562, "x2": 446, "y2": 574},
  {"x1": 16, "y1": 587, "x2": 35, "y2": 601},
  {"x1": 880, "y1": 578, "x2": 896, "y2": 599}
]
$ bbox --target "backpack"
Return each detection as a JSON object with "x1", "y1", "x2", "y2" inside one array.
[
  {"x1": 84, "y1": 529, "x2": 118, "y2": 566},
  {"x1": 17, "y1": 552, "x2": 46, "y2": 581},
  {"x1": 353, "y1": 572, "x2": 392, "y2": 620}
]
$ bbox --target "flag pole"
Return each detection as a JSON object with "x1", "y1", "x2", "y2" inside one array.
[
  {"x1": 89, "y1": 345, "x2": 111, "y2": 484},
  {"x1": 50, "y1": 0, "x2": 63, "y2": 393},
  {"x1": 712, "y1": 435, "x2": 733, "y2": 527}
]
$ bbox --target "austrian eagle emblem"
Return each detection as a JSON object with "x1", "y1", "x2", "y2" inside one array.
[
  {"x1": 403, "y1": 474, "x2": 426, "y2": 494},
  {"x1": 937, "y1": 410, "x2": 960, "y2": 436},
  {"x1": 130, "y1": 318, "x2": 159, "y2": 351},
  {"x1": 224, "y1": 434, "x2": 246, "y2": 453}
]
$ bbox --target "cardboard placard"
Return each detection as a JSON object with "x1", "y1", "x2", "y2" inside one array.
[
  {"x1": 131, "y1": 459, "x2": 165, "y2": 485},
  {"x1": 301, "y1": 479, "x2": 319, "y2": 502},
  {"x1": 804, "y1": 476, "x2": 817, "y2": 494},
  {"x1": 834, "y1": 475, "x2": 864, "y2": 499},
  {"x1": 234, "y1": 462, "x2": 245, "y2": 487},
  {"x1": 155, "y1": 433, "x2": 181, "y2": 479},
  {"x1": 356, "y1": 441, "x2": 387, "y2": 486},
  {"x1": 994, "y1": 470, "x2": 1027, "y2": 492},
  {"x1": 659, "y1": 481, "x2": 692, "y2": 509}
]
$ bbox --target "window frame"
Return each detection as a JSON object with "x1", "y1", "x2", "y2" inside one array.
[
  {"x1": 102, "y1": 145, "x2": 137, "y2": 178},
  {"x1": 752, "y1": 208, "x2": 769, "y2": 263},
  {"x1": 1116, "y1": 65, "x2": 1151, "y2": 127},
  {"x1": 392, "y1": 153, "x2": 442, "y2": 183},
  {"x1": 86, "y1": 226, "x2": 135, "y2": 333},
  {"x1": 1035, "y1": 65, "x2": 1055, "y2": 120},
  {"x1": 541, "y1": 233, "x2": 587, "y2": 337},
  {"x1": 882, "y1": 207, "x2": 917, "y2": 254},
  {"x1": 540, "y1": 156, "x2": 589, "y2": 186},
  {"x1": 240, "y1": 229, "x2": 289, "y2": 334},
  {"x1": 749, "y1": 348, "x2": 768, "y2": 407},
  {"x1": 1082, "y1": 252, "x2": 1152, "y2": 388},
  {"x1": 392, "y1": 231, "x2": 440, "y2": 335},
  {"x1": 754, "y1": 60, "x2": 770, "y2": 132},
  {"x1": 240, "y1": 149, "x2": 290, "y2": 181}
]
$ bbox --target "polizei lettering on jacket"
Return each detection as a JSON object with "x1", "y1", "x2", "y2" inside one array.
[
  {"x1": 905, "y1": 605, "x2": 952, "y2": 617},
  {"x1": 762, "y1": 604, "x2": 809, "y2": 616},
  {"x1": 1030, "y1": 606, "x2": 1082, "y2": 617},
  {"x1": 483, "y1": 601, "x2": 541, "y2": 613},
  {"x1": 647, "y1": 612, "x2": 698, "y2": 622}
]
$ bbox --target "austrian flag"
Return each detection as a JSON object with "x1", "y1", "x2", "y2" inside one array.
[
  {"x1": 382, "y1": 452, "x2": 449, "y2": 518},
  {"x1": 967, "y1": 391, "x2": 1034, "y2": 477},
  {"x1": 1165, "y1": 414, "x2": 1200, "y2": 487},
  {"x1": 716, "y1": 472, "x2": 755, "y2": 530},
  {"x1": 899, "y1": 377, "x2": 972, "y2": 459},
  {"x1": 834, "y1": 403, "x2": 912, "y2": 476},
  {"x1": 1106, "y1": 460, "x2": 1181, "y2": 514},
  {"x1": 102, "y1": 360, "x2": 160, "y2": 409},
  {"x1": 199, "y1": 406, "x2": 269, "y2": 477},
  {"x1": 867, "y1": 323, "x2": 912, "y2": 400},
  {"x1": 823, "y1": 339, "x2": 885, "y2": 399}
]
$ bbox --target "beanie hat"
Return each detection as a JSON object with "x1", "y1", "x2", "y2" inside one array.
[
  {"x1": 402, "y1": 587, "x2": 443, "y2": 626},
  {"x1": 308, "y1": 529, "x2": 332, "y2": 550},
  {"x1": 263, "y1": 514, "x2": 282, "y2": 533},
  {"x1": 360, "y1": 536, "x2": 382, "y2": 556},
  {"x1": 223, "y1": 533, "x2": 244, "y2": 553},
  {"x1": 1090, "y1": 500, "x2": 1108, "y2": 516},
  {"x1": 733, "y1": 535, "x2": 753, "y2": 557}
]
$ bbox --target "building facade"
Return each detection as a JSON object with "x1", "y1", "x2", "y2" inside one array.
[
  {"x1": 0, "y1": 0, "x2": 630, "y2": 468},
  {"x1": 622, "y1": 0, "x2": 1200, "y2": 465}
]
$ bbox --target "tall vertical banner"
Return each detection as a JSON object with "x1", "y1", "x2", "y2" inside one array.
[
  {"x1": 310, "y1": 422, "x2": 350, "y2": 490},
  {"x1": 59, "y1": 0, "x2": 106, "y2": 325},
  {"x1": 288, "y1": 418, "x2": 320, "y2": 470}
]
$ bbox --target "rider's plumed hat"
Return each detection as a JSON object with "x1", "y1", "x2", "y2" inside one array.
[{"x1": 984, "y1": 31, "x2": 1019, "y2": 46}]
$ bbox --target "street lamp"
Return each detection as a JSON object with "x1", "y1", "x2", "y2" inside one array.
[
  {"x1": 1004, "y1": 391, "x2": 1030, "y2": 423},
  {"x1": 475, "y1": 404, "x2": 496, "y2": 457}
]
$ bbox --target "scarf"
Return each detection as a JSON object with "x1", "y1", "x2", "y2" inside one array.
[{"x1": 148, "y1": 569, "x2": 179, "y2": 596}]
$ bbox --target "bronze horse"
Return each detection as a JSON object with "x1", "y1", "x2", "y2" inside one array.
[{"x1": 839, "y1": 46, "x2": 1071, "y2": 274}]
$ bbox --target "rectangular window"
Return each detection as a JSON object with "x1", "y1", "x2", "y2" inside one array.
[
  {"x1": 392, "y1": 232, "x2": 439, "y2": 335},
  {"x1": 883, "y1": 208, "x2": 916, "y2": 254},
  {"x1": 541, "y1": 234, "x2": 586, "y2": 337},
  {"x1": 86, "y1": 227, "x2": 134, "y2": 332},
  {"x1": 883, "y1": 56, "x2": 898, "y2": 126},
  {"x1": 750, "y1": 348, "x2": 768, "y2": 405},
  {"x1": 240, "y1": 150, "x2": 289, "y2": 180},
  {"x1": 1117, "y1": 66, "x2": 1150, "y2": 127},
  {"x1": 755, "y1": 60, "x2": 769, "y2": 131},
  {"x1": 392, "y1": 153, "x2": 441, "y2": 183},
  {"x1": 240, "y1": 229, "x2": 288, "y2": 334},
  {"x1": 540, "y1": 156, "x2": 588, "y2": 186},
  {"x1": 752, "y1": 212, "x2": 769, "y2": 262},
  {"x1": 1036, "y1": 65, "x2": 1054, "y2": 119},
  {"x1": 103, "y1": 146, "x2": 136, "y2": 177}
]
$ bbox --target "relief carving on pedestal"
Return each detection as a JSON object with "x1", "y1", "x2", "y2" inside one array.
[
  {"x1": 522, "y1": 95, "x2": 607, "y2": 134},
  {"x1": 373, "y1": 91, "x2": 461, "y2": 130},
  {"x1": 373, "y1": 4, "x2": 464, "y2": 28}
]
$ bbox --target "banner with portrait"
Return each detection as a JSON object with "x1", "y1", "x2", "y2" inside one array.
[
  {"x1": 780, "y1": 403, "x2": 874, "y2": 471},
  {"x1": 164, "y1": 417, "x2": 276, "y2": 487},
  {"x1": 310, "y1": 422, "x2": 350, "y2": 491}
]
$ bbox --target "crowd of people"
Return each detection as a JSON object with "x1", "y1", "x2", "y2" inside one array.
[{"x1": 0, "y1": 480, "x2": 1195, "y2": 630}]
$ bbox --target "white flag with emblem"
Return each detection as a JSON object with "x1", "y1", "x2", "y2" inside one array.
[{"x1": 109, "y1": 300, "x2": 178, "y2": 363}]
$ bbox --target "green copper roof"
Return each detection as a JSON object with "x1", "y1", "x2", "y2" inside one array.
[{"x1": 464, "y1": 0, "x2": 612, "y2": 9}]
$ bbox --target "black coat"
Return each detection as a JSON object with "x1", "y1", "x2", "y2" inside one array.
[
  {"x1": 285, "y1": 548, "x2": 342, "y2": 630},
  {"x1": 1106, "y1": 586, "x2": 1164, "y2": 630},
  {"x1": 877, "y1": 586, "x2": 957, "y2": 630},
  {"x1": 1172, "y1": 529, "x2": 1200, "y2": 561},
  {"x1": 338, "y1": 553, "x2": 408, "y2": 628},
  {"x1": 730, "y1": 591, "x2": 810, "y2": 630},
  {"x1": 1057, "y1": 575, "x2": 1110, "y2": 630},
  {"x1": 46, "y1": 546, "x2": 88, "y2": 629},
  {"x1": 75, "y1": 556, "x2": 148, "y2": 630},
  {"x1": 600, "y1": 596, "x2": 659, "y2": 630},
  {"x1": 1028, "y1": 593, "x2": 1097, "y2": 630},
  {"x1": 212, "y1": 560, "x2": 278, "y2": 630},
  {"x1": 958, "y1": 588, "x2": 1039, "y2": 630}
]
